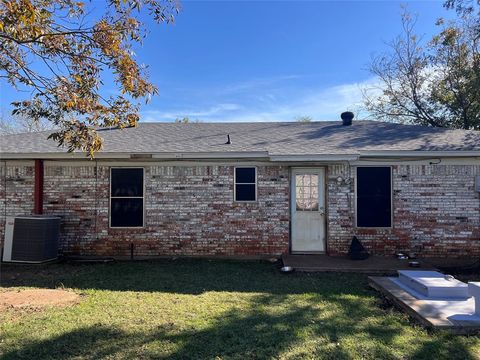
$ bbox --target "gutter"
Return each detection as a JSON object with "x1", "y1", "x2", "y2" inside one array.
[
  {"x1": 0, "y1": 151, "x2": 271, "y2": 160},
  {"x1": 1, "y1": 150, "x2": 479, "y2": 161},
  {"x1": 358, "y1": 150, "x2": 480, "y2": 158},
  {"x1": 0, "y1": 152, "x2": 131, "y2": 160},
  {"x1": 151, "y1": 151, "x2": 270, "y2": 160},
  {"x1": 269, "y1": 154, "x2": 360, "y2": 162}
]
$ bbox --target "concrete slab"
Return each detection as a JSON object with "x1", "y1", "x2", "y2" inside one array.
[
  {"x1": 398, "y1": 270, "x2": 469, "y2": 299},
  {"x1": 369, "y1": 276, "x2": 480, "y2": 334},
  {"x1": 468, "y1": 282, "x2": 480, "y2": 316}
]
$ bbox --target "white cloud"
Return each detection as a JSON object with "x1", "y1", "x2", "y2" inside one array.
[
  {"x1": 140, "y1": 76, "x2": 382, "y2": 123},
  {"x1": 141, "y1": 103, "x2": 243, "y2": 121},
  {"x1": 219, "y1": 74, "x2": 302, "y2": 94}
]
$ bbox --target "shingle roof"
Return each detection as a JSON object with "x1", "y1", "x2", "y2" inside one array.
[{"x1": 1, "y1": 121, "x2": 479, "y2": 157}]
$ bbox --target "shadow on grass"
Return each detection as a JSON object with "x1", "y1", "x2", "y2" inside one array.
[
  {"x1": 0, "y1": 259, "x2": 371, "y2": 295},
  {"x1": 1, "y1": 260, "x2": 478, "y2": 359},
  {"x1": 1, "y1": 293, "x2": 476, "y2": 360}
]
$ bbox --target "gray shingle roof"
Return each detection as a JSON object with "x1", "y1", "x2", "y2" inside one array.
[{"x1": 1, "y1": 121, "x2": 479, "y2": 157}]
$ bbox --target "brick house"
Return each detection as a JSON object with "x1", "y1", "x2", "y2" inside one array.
[{"x1": 1, "y1": 118, "x2": 479, "y2": 258}]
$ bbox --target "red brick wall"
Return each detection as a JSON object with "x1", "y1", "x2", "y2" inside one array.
[
  {"x1": 43, "y1": 165, "x2": 102, "y2": 254},
  {"x1": 5, "y1": 163, "x2": 290, "y2": 257},
  {"x1": 0, "y1": 162, "x2": 35, "y2": 247},
  {"x1": 327, "y1": 164, "x2": 480, "y2": 257},
  {"x1": 1, "y1": 161, "x2": 479, "y2": 258}
]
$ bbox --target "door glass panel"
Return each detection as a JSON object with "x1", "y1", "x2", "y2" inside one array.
[{"x1": 295, "y1": 174, "x2": 319, "y2": 211}]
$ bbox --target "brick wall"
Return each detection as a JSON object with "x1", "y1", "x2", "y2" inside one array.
[
  {"x1": 0, "y1": 162, "x2": 35, "y2": 246},
  {"x1": 327, "y1": 164, "x2": 480, "y2": 257},
  {"x1": 1, "y1": 161, "x2": 479, "y2": 258},
  {"x1": 43, "y1": 165, "x2": 102, "y2": 254},
  {"x1": 0, "y1": 162, "x2": 290, "y2": 257}
]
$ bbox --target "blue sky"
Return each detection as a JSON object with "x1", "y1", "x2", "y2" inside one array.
[{"x1": 0, "y1": 0, "x2": 453, "y2": 123}]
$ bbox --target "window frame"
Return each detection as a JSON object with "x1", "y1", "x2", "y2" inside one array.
[
  {"x1": 355, "y1": 166, "x2": 393, "y2": 229},
  {"x1": 233, "y1": 166, "x2": 257, "y2": 202},
  {"x1": 294, "y1": 173, "x2": 320, "y2": 212},
  {"x1": 109, "y1": 167, "x2": 145, "y2": 229}
]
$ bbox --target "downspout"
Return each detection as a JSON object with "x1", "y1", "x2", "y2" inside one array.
[
  {"x1": 3, "y1": 160, "x2": 7, "y2": 237},
  {"x1": 33, "y1": 159, "x2": 44, "y2": 215}
]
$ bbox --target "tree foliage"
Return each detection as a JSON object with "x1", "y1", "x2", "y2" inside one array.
[
  {"x1": 174, "y1": 117, "x2": 201, "y2": 123},
  {"x1": 363, "y1": 8, "x2": 480, "y2": 129},
  {"x1": 0, "y1": 0, "x2": 179, "y2": 156},
  {"x1": 444, "y1": 0, "x2": 480, "y2": 34},
  {"x1": 0, "y1": 113, "x2": 53, "y2": 134},
  {"x1": 295, "y1": 115, "x2": 313, "y2": 123}
]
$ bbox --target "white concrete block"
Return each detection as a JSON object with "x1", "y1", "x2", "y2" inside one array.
[
  {"x1": 398, "y1": 270, "x2": 468, "y2": 299},
  {"x1": 468, "y1": 282, "x2": 480, "y2": 315}
]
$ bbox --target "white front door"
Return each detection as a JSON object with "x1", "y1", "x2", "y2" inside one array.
[{"x1": 291, "y1": 168, "x2": 326, "y2": 253}]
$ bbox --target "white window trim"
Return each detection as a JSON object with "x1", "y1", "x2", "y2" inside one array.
[
  {"x1": 354, "y1": 165, "x2": 393, "y2": 229},
  {"x1": 109, "y1": 167, "x2": 145, "y2": 229},
  {"x1": 234, "y1": 166, "x2": 257, "y2": 202}
]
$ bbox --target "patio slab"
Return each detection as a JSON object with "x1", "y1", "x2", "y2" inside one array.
[{"x1": 369, "y1": 276, "x2": 480, "y2": 334}]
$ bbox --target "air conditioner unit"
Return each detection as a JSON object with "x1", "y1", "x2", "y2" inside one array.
[{"x1": 2, "y1": 216, "x2": 60, "y2": 263}]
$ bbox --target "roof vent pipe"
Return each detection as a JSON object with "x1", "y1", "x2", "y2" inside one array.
[{"x1": 341, "y1": 111, "x2": 354, "y2": 126}]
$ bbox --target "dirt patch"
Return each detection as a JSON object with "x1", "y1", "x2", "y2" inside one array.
[{"x1": 0, "y1": 289, "x2": 80, "y2": 309}]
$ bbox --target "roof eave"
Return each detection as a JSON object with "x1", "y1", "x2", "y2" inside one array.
[
  {"x1": 151, "y1": 151, "x2": 270, "y2": 160},
  {"x1": 358, "y1": 150, "x2": 480, "y2": 158},
  {"x1": 0, "y1": 151, "x2": 271, "y2": 160},
  {"x1": 0, "y1": 152, "x2": 130, "y2": 160},
  {"x1": 1, "y1": 150, "x2": 479, "y2": 161},
  {"x1": 269, "y1": 154, "x2": 360, "y2": 162}
]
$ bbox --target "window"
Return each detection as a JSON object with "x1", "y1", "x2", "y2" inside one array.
[
  {"x1": 356, "y1": 167, "x2": 392, "y2": 227},
  {"x1": 234, "y1": 167, "x2": 256, "y2": 201},
  {"x1": 110, "y1": 168, "x2": 144, "y2": 228},
  {"x1": 295, "y1": 174, "x2": 319, "y2": 211}
]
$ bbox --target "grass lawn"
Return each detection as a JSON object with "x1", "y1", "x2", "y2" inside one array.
[{"x1": 1, "y1": 259, "x2": 479, "y2": 359}]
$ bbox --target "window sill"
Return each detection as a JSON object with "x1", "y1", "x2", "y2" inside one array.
[
  {"x1": 355, "y1": 227, "x2": 393, "y2": 230},
  {"x1": 109, "y1": 226, "x2": 145, "y2": 230}
]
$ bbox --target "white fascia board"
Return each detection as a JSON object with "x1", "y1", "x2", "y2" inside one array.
[
  {"x1": 269, "y1": 154, "x2": 360, "y2": 162},
  {"x1": 358, "y1": 150, "x2": 480, "y2": 158},
  {"x1": 0, "y1": 151, "x2": 268, "y2": 160},
  {"x1": 152, "y1": 152, "x2": 269, "y2": 160},
  {"x1": 3, "y1": 150, "x2": 479, "y2": 161},
  {"x1": 0, "y1": 152, "x2": 131, "y2": 160}
]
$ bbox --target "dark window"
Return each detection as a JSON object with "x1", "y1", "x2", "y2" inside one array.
[
  {"x1": 356, "y1": 167, "x2": 392, "y2": 227},
  {"x1": 110, "y1": 198, "x2": 143, "y2": 228},
  {"x1": 110, "y1": 168, "x2": 144, "y2": 227},
  {"x1": 235, "y1": 167, "x2": 256, "y2": 201},
  {"x1": 235, "y1": 167, "x2": 256, "y2": 183}
]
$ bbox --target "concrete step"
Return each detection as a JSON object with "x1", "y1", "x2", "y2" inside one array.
[{"x1": 398, "y1": 270, "x2": 469, "y2": 299}]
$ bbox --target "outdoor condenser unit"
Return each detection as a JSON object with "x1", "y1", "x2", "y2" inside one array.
[{"x1": 2, "y1": 216, "x2": 61, "y2": 263}]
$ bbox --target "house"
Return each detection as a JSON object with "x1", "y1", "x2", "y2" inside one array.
[{"x1": 1, "y1": 115, "x2": 479, "y2": 258}]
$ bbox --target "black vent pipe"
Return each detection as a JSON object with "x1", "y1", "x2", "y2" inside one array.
[{"x1": 341, "y1": 112, "x2": 354, "y2": 126}]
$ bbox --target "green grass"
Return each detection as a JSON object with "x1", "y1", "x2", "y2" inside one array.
[{"x1": 1, "y1": 259, "x2": 479, "y2": 359}]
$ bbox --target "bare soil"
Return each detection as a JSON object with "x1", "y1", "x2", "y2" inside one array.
[{"x1": 0, "y1": 289, "x2": 80, "y2": 309}]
